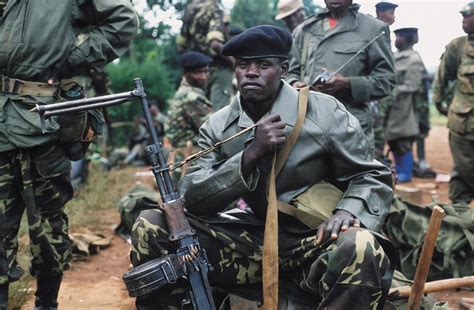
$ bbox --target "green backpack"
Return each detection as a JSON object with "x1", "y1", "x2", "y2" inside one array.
[{"x1": 384, "y1": 196, "x2": 474, "y2": 281}]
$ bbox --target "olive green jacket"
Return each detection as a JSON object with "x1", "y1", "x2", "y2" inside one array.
[
  {"x1": 287, "y1": 5, "x2": 395, "y2": 108},
  {"x1": 386, "y1": 48, "x2": 424, "y2": 141},
  {"x1": 432, "y1": 35, "x2": 474, "y2": 140},
  {"x1": 0, "y1": 0, "x2": 137, "y2": 151},
  {"x1": 179, "y1": 82, "x2": 393, "y2": 232}
]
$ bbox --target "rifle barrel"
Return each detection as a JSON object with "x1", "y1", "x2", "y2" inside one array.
[{"x1": 43, "y1": 98, "x2": 132, "y2": 117}]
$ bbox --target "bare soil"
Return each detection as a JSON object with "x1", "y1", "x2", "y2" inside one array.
[{"x1": 21, "y1": 126, "x2": 473, "y2": 309}]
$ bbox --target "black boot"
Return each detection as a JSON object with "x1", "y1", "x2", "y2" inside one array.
[
  {"x1": 34, "y1": 274, "x2": 62, "y2": 310},
  {"x1": 0, "y1": 284, "x2": 8, "y2": 310}
]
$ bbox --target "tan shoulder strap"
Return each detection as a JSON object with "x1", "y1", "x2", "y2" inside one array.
[
  {"x1": 275, "y1": 86, "x2": 309, "y2": 176},
  {"x1": 262, "y1": 86, "x2": 309, "y2": 309}
]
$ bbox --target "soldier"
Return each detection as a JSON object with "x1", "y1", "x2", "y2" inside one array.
[
  {"x1": 131, "y1": 25, "x2": 394, "y2": 309},
  {"x1": 287, "y1": 0, "x2": 396, "y2": 155},
  {"x1": 275, "y1": 0, "x2": 307, "y2": 32},
  {"x1": 375, "y1": 1, "x2": 398, "y2": 25},
  {"x1": 386, "y1": 28, "x2": 425, "y2": 183},
  {"x1": 165, "y1": 51, "x2": 213, "y2": 149},
  {"x1": 433, "y1": 2, "x2": 474, "y2": 203},
  {"x1": 0, "y1": 1, "x2": 137, "y2": 309},
  {"x1": 177, "y1": 0, "x2": 234, "y2": 111}
]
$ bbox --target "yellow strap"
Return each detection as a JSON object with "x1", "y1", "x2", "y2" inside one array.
[
  {"x1": 262, "y1": 153, "x2": 278, "y2": 310},
  {"x1": 262, "y1": 87, "x2": 309, "y2": 309},
  {"x1": 275, "y1": 86, "x2": 309, "y2": 176}
]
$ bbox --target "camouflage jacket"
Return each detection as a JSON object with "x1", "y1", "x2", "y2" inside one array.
[
  {"x1": 287, "y1": 4, "x2": 395, "y2": 107},
  {"x1": 165, "y1": 79, "x2": 213, "y2": 148},
  {"x1": 179, "y1": 81, "x2": 393, "y2": 232},
  {"x1": 386, "y1": 48, "x2": 424, "y2": 141},
  {"x1": 177, "y1": 0, "x2": 225, "y2": 57},
  {"x1": 0, "y1": 0, "x2": 137, "y2": 151},
  {"x1": 433, "y1": 35, "x2": 474, "y2": 140}
]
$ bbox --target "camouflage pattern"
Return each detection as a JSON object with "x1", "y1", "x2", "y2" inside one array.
[
  {"x1": 372, "y1": 97, "x2": 393, "y2": 162},
  {"x1": 287, "y1": 4, "x2": 396, "y2": 152},
  {"x1": 177, "y1": 0, "x2": 226, "y2": 57},
  {"x1": 165, "y1": 79, "x2": 213, "y2": 148},
  {"x1": 131, "y1": 209, "x2": 391, "y2": 309},
  {"x1": 432, "y1": 35, "x2": 474, "y2": 202},
  {"x1": 0, "y1": 145, "x2": 73, "y2": 285}
]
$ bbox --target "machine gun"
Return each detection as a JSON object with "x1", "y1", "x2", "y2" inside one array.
[
  {"x1": 312, "y1": 31, "x2": 386, "y2": 86},
  {"x1": 32, "y1": 78, "x2": 216, "y2": 310}
]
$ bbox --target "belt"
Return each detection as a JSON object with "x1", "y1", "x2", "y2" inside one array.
[{"x1": 1, "y1": 76, "x2": 58, "y2": 97}]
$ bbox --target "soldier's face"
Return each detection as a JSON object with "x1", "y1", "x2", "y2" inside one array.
[
  {"x1": 283, "y1": 9, "x2": 306, "y2": 32},
  {"x1": 325, "y1": 0, "x2": 352, "y2": 13},
  {"x1": 377, "y1": 9, "x2": 395, "y2": 25},
  {"x1": 462, "y1": 12, "x2": 474, "y2": 34},
  {"x1": 185, "y1": 66, "x2": 210, "y2": 89},
  {"x1": 235, "y1": 57, "x2": 288, "y2": 104}
]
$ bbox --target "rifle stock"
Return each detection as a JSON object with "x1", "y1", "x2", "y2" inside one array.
[{"x1": 34, "y1": 78, "x2": 216, "y2": 310}]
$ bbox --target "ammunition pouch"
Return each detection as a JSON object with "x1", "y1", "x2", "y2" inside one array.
[
  {"x1": 123, "y1": 254, "x2": 185, "y2": 297},
  {"x1": 57, "y1": 79, "x2": 88, "y2": 143}
]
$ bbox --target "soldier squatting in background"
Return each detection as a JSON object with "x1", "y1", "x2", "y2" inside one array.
[
  {"x1": 433, "y1": 2, "x2": 474, "y2": 204},
  {"x1": 0, "y1": 1, "x2": 137, "y2": 309}
]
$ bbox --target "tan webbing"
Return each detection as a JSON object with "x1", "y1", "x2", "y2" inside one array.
[{"x1": 262, "y1": 86, "x2": 309, "y2": 309}]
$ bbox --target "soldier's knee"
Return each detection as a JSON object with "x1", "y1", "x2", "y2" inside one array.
[
  {"x1": 336, "y1": 228, "x2": 381, "y2": 259},
  {"x1": 131, "y1": 209, "x2": 167, "y2": 246}
]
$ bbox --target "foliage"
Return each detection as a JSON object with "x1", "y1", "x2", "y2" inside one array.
[{"x1": 231, "y1": 0, "x2": 280, "y2": 29}]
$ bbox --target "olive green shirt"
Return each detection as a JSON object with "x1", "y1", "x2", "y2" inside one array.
[
  {"x1": 432, "y1": 35, "x2": 474, "y2": 140},
  {"x1": 179, "y1": 81, "x2": 393, "y2": 232}
]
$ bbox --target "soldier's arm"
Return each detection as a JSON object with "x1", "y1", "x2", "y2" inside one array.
[
  {"x1": 432, "y1": 39, "x2": 460, "y2": 104},
  {"x1": 349, "y1": 25, "x2": 396, "y2": 103},
  {"x1": 67, "y1": 0, "x2": 138, "y2": 72}
]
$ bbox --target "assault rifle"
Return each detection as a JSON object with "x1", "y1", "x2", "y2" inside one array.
[
  {"x1": 32, "y1": 78, "x2": 216, "y2": 309},
  {"x1": 312, "y1": 31, "x2": 386, "y2": 86}
]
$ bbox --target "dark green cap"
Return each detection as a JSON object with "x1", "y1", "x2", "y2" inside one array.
[{"x1": 460, "y1": 2, "x2": 474, "y2": 14}]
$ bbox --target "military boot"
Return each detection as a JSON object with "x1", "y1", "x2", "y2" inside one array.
[
  {"x1": 0, "y1": 283, "x2": 8, "y2": 310},
  {"x1": 33, "y1": 274, "x2": 62, "y2": 310},
  {"x1": 394, "y1": 152, "x2": 413, "y2": 183}
]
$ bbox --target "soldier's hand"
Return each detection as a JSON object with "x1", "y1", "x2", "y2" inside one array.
[
  {"x1": 315, "y1": 210, "x2": 360, "y2": 246},
  {"x1": 291, "y1": 81, "x2": 307, "y2": 89},
  {"x1": 314, "y1": 73, "x2": 350, "y2": 95},
  {"x1": 242, "y1": 114, "x2": 286, "y2": 178},
  {"x1": 435, "y1": 101, "x2": 448, "y2": 116}
]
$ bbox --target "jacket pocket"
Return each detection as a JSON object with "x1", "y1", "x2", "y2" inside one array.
[
  {"x1": 457, "y1": 64, "x2": 474, "y2": 94},
  {"x1": 31, "y1": 144, "x2": 70, "y2": 178},
  {"x1": 20, "y1": 0, "x2": 30, "y2": 40},
  {"x1": 448, "y1": 104, "x2": 473, "y2": 135}
]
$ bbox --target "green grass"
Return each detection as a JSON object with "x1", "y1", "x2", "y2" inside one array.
[{"x1": 9, "y1": 163, "x2": 138, "y2": 308}]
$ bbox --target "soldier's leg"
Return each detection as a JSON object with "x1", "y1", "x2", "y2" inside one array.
[
  {"x1": 131, "y1": 209, "x2": 264, "y2": 309},
  {"x1": 449, "y1": 133, "x2": 474, "y2": 203},
  {"x1": 294, "y1": 228, "x2": 391, "y2": 309},
  {"x1": 0, "y1": 152, "x2": 28, "y2": 309},
  {"x1": 208, "y1": 67, "x2": 234, "y2": 111},
  {"x1": 28, "y1": 146, "x2": 73, "y2": 309}
]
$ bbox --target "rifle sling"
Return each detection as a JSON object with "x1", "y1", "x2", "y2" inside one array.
[{"x1": 262, "y1": 86, "x2": 309, "y2": 309}]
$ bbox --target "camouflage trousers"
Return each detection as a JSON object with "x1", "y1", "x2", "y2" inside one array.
[
  {"x1": 371, "y1": 97, "x2": 392, "y2": 162},
  {"x1": 449, "y1": 132, "x2": 474, "y2": 203},
  {"x1": 0, "y1": 144, "x2": 73, "y2": 285},
  {"x1": 131, "y1": 209, "x2": 391, "y2": 309}
]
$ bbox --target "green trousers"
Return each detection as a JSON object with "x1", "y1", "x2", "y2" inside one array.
[
  {"x1": 449, "y1": 132, "x2": 474, "y2": 203},
  {"x1": 0, "y1": 144, "x2": 72, "y2": 284},
  {"x1": 131, "y1": 209, "x2": 391, "y2": 309}
]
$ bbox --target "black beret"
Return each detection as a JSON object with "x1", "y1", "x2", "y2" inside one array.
[
  {"x1": 375, "y1": 1, "x2": 398, "y2": 11},
  {"x1": 177, "y1": 51, "x2": 212, "y2": 71},
  {"x1": 394, "y1": 27, "x2": 418, "y2": 36},
  {"x1": 221, "y1": 25, "x2": 292, "y2": 59}
]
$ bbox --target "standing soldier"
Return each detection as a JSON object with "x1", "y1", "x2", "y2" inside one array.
[
  {"x1": 386, "y1": 28, "x2": 425, "y2": 183},
  {"x1": 177, "y1": 0, "x2": 234, "y2": 111},
  {"x1": 287, "y1": 0, "x2": 395, "y2": 155},
  {"x1": 275, "y1": 0, "x2": 307, "y2": 32},
  {"x1": 433, "y1": 2, "x2": 474, "y2": 203},
  {"x1": 0, "y1": 1, "x2": 137, "y2": 309}
]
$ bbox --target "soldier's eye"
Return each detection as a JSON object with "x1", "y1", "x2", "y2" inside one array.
[{"x1": 260, "y1": 62, "x2": 270, "y2": 69}]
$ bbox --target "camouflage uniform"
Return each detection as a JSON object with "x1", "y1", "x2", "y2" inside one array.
[
  {"x1": 287, "y1": 4, "x2": 396, "y2": 155},
  {"x1": 0, "y1": 0, "x2": 137, "y2": 306},
  {"x1": 165, "y1": 79, "x2": 213, "y2": 148},
  {"x1": 432, "y1": 34, "x2": 474, "y2": 203},
  {"x1": 177, "y1": 0, "x2": 234, "y2": 110},
  {"x1": 131, "y1": 82, "x2": 394, "y2": 308}
]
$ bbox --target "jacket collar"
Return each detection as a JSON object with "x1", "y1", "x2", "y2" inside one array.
[
  {"x1": 222, "y1": 81, "x2": 299, "y2": 132},
  {"x1": 309, "y1": 4, "x2": 360, "y2": 39}
]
